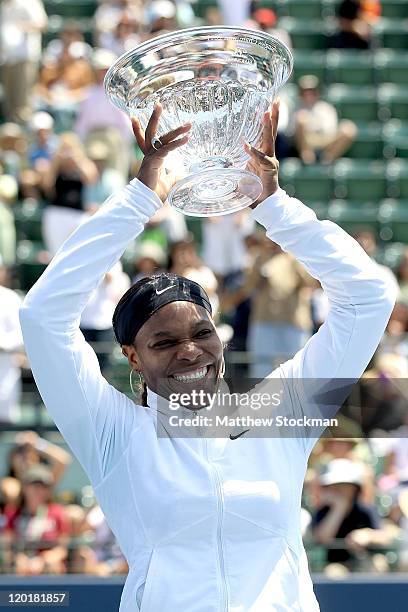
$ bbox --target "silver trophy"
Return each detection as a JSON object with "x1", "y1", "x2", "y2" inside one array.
[{"x1": 105, "y1": 26, "x2": 293, "y2": 216}]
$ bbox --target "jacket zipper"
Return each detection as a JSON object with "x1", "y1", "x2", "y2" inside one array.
[{"x1": 204, "y1": 439, "x2": 228, "y2": 611}]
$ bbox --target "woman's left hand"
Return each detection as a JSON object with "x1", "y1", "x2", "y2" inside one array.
[{"x1": 244, "y1": 100, "x2": 280, "y2": 208}]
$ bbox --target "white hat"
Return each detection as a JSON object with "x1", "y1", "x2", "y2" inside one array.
[
  {"x1": 148, "y1": 0, "x2": 176, "y2": 21},
  {"x1": 30, "y1": 111, "x2": 54, "y2": 132},
  {"x1": 92, "y1": 48, "x2": 117, "y2": 70},
  {"x1": 136, "y1": 241, "x2": 166, "y2": 266},
  {"x1": 0, "y1": 174, "x2": 18, "y2": 201},
  {"x1": 320, "y1": 459, "x2": 364, "y2": 487}
]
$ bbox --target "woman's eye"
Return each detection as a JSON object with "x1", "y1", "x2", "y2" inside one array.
[
  {"x1": 153, "y1": 340, "x2": 177, "y2": 349},
  {"x1": 195, "y1": 329, "x2": 213, "y2": 338}
]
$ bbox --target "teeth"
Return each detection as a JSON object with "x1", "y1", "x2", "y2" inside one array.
[{"x1": 173, "y1": 366, "x2": 208, "y2": 382}]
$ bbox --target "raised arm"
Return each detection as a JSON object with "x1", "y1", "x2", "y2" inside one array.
[
  {"x1": 246, "y1": 102, "x2": 398, "y2": 451},
  {"x1": 20, "y1": 107, "x2": 191, "y2": 485}
]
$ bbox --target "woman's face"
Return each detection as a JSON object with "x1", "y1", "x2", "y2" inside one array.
[
  {"x1": 123, "y1": 302, "x2": 223, "y2": 402},
  {"x1": 24, "y1": 482, "x2": 50, "y2": 509}
]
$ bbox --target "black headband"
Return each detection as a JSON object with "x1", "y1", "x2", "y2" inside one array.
[{"x1": 112, "y1": 273, "x2": 212, "y2": 345}]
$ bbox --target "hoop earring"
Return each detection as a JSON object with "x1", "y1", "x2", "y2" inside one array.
[{"x1": 130, "y1": 369, "x2": 144, "y2": 398}]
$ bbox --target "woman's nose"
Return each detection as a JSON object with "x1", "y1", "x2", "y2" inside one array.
[{"x1": 176, "y1": 340, "x2": 203, "y2": 361}]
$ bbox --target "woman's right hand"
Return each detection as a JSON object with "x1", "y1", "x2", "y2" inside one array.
[{"x1": 132, "y1": 103, "x2": 191, "y2": 201}]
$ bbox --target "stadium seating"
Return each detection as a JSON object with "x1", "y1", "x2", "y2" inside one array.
[
  {"x1": 43, "y1": 0, "x2": 98, "y2": 18},
  {"x1": 381, "y1": 0, "x2": 408, "y2": 19},
  {"x1": 279, "y1": 19, "x2": 331, "y2": 50},
  {"x1": 16, "y1": 241, "x2": 48, "y2": 291},
  {"x1": 378, "y1": 84, "x2": 408, "y2": 121},
  {"x1": 13, "y1": 200, "x2": 44, "y2": 244},
  {"x1": 344, "y1": 123, "x2": 384, "y2": 159},
  {"x1": 327, "y1": 200, "x2": 379, "y2": 234},
  {"x1": 280, "y1": 159, "x2": 334, "y2": 201},
  {"x1": 378, "y1": 199, "x2": 408, "y2": 243},
  {"x1": 373, "y1": 18, "x2": 408, "y2": 50},
  {"x1": 326, "y1": 85, "x2": 379, "y2": 122},
  {"x1": 374, "y1": 50, "x2": 408, "y2": 85},
  {"x1": 387, "y1": 160, "x2": 408, "y2": 198},
  {"x1": 383, "y1": 121, "x2": 408, "y2": 159},
  {"x1": 326, "y1": 51, "x2": 374, "y2": 86},
  {"x1": 333, "y1": 159, "x2": 388, "y2": 201},
  {"x1": 292, "y1": 51, "x2": 326, "y2": 84}
]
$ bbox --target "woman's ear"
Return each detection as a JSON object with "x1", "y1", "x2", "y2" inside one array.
[{"x1": 121, "y1": 345, "x2": 140, "y2": 370}]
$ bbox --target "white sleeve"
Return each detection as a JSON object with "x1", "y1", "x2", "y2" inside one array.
[
  {"x1": 19, "y1": 179, "x2": 162, "y2": 485},
  {"x1": 251, "y1": 188, "x2": 398, "y2": 453}
]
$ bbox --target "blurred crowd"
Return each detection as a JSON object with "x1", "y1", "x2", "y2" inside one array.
[{"x1": 1, "y1": 0, "x2": 408, "y2": 577}]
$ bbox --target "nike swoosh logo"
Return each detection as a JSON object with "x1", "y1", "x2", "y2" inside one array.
[
  {"x1": 155, "y1": 285, "x2": 176, "y2": 295},
  {"x1": 229, "y1": 429, "x2": 250, "y2": 440}
]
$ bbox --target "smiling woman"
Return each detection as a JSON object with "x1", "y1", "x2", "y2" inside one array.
[
  {"x1": 114, "y1": 275, "x2": 224, "y2": 406},
  {"x1": 19, "y1": 102, "x2": 397, "y2": 612}
]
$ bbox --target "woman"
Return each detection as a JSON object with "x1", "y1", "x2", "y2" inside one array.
[{"x1": 20, "y1": 102, "x2": 396, "y2": 610}]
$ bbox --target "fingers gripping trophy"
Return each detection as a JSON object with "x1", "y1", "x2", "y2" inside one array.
[{"x1": 104, "y1": 27, "x2": 293, "y2": 216}]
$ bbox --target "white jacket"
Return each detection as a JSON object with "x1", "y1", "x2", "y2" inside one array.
[{"x1": 20, "y1": 179, "x2": 397, "y2": 611}]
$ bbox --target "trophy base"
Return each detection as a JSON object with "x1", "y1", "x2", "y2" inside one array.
[{"x1": 168, "y1": 168, "x2": 263, "y2": 217}]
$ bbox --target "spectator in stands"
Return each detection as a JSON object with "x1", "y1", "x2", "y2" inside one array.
[
  {"x1": 0, "y1": 0, "x2": 48, "y2": 122},
  {"x1": 99, "y1": 12, "x2": 142, "y2": 56},
  {"x1": 42, "y1": 20, "x2": 93, "y2": 65},
  {"x1": 1, "y1": 431, "x2": 72, "y2": 506},
  {"x1": 28, "y1": 112, "x2": 59, "y2": 170},
  {"x1": 80, "y1": 262, "x2": 130, "y2": 372},
  {"x1": 330, "y1": 0, "x2": 372, "y2": 50},
  {"x1": 0, "y1": 175, "x2": 18, "y2": 266},
  {"x1": 75, "y1": 48, "x2": 133, "y2": 180},
  {"x1": 132, "y1": 241, "x2": 167, "y2": 283},
  {"x1": 294, "y1": 75, "x2": 357, "y2": 165},
  {"x1": 0, "y1": 123, "x2": 28, "y2": 180},
  {"x1": 3, "y1": 465, "x2": 69, "y2": 575},
  {"x1": 223, "y1": 233, "x2": 314, "y2": 377},
  {"x1": 94, "y1": 0, "x2": 144, "y2": 47},
  {"x1": 146, "y1": 0, "x2": 178, "y2": 35},
  {"x1": 7, "y1": 431, "x2": 72, "y2": 485},
  {"x1": 84, "y1": 141, "x2": 127, "y2": 213},
  {"x1": 218, "y1": 0, "x2": 251, "y2": 26},
  {"x1": 35, "y1": 41, "x2": 94, "y2": 131},
  {"x1": 312, "y1": 459, "x2": 381, "y2": 570},
  {"x1": 247, "y1": 7, "x2": 292, "y2": 50},
  {"x1": 168, "y1": 237, "x2": 219, "y2": 316},
  {"x1": 202, "y1": 210, "x2": 255, "y2": 284},
  {"x1": 0, "y1": 256, "x2": 23, "y2": 425},
  {"x1": 41, "y1": 133, "x2": 98, "y2": 256},
  {"x1": 84, "y1": 504, "x2": 128, "y2": 575}
]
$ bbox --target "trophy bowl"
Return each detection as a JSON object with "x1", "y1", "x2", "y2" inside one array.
[{"x1": 104, "y1": 26, "x2": 293, "y2": 216}]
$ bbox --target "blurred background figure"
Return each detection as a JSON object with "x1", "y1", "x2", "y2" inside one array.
[
  {"x1": 330, "y1": 0, "x2": 373, "y2": 50},
  {"x1": 168, "y1": 237, "x2": 219, "y2": 316},
  {"x1": 294, "y1": 75, "x2": 357, "y2": 165},
  {"x1": 218, "y1": 0, "x2": 251, "y2": 26},
  {"x1": 80, "y1": 262, "x2": 130, "y2": 372},
  {"x1": 84, "y1": 141, "x2": 126, "y2": 212},
  {"x1": 0, "y1": 175, "x2": 18, "y2": 266},
  {"x1": 2, "y1": 465, "x2": 69, "y2": 575},
  {"x1": 41, "y1": 133, "x2": 98, "y2": 256},
  {"x1": 247, "y1": 6, "x2": 292, "y2": 50},
  {"x1": 223, "y1": 233, "x2": 314, "y2": 377},
  {"x1": 0, "y1": 257, "x2": 24, "y2": 426},
  {"x1": 131, "y1": 241, "x2": 167, "y2": 283},
  {"x1": 312, "y1": 459, "x2": 381, "y2": 572},
  {"x1": 0, "y1": 0, "x2": 48, "y2": 122},
  {"x1": 75, "y1": 48, "x2": 133, "y2": 180}
]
